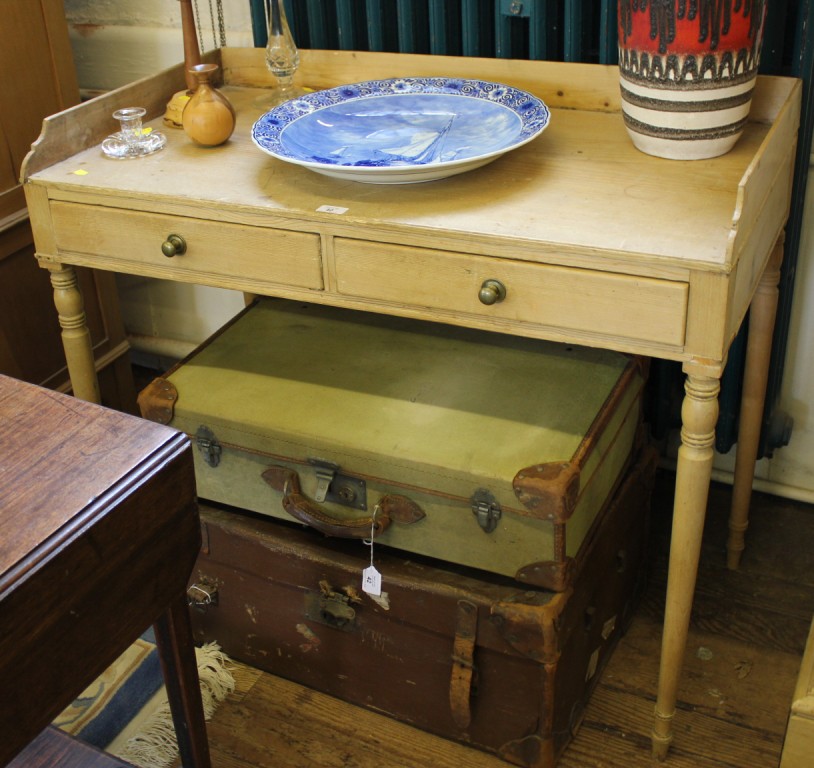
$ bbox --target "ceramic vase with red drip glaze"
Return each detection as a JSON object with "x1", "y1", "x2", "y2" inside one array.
[{"x1": 618, "y1": 0, "x2": 767, "y2": 160}]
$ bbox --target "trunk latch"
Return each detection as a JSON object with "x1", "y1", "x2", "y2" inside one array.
[
  {"x1": 471, "y1": 489, "x2": 502, "y2": 533},
  {"x1": 187, "y1": 581, "x2": 218, "y2": 609},
  {"x1": 196, "y1": 426, "x2": 222, "y2": 467},
  {"x1": 308, "y1": 458, "x2": 367, "y2": 510}
]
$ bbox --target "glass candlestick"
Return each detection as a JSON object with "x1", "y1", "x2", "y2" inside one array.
[
  {"x1": 101, "y1": 107, "x2": 167, "y2": 159},
  {"x1": 263, "y1": 0, "x2": 307, "y2": 106}
]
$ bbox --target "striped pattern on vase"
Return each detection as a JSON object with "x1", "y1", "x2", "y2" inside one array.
[{"x1": 618, "y1": 0, "x2": 767, "y2": 160}]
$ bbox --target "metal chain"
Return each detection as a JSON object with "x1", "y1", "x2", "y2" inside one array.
[
  {"x1": 191, "y1": 0, "x2": 226, "y2": 53},
  {"x1": 216, "y1": 0, "x2": 227, "y2": 48},
  {"x1": 207, "y1": 0, "x2": 217, "y2": 49},
  {"x1": 192, "y1": 0, "x2": 204, "y2": 54}
]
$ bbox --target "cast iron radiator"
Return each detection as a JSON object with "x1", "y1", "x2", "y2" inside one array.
[
  {"x1": 251, "y1": 0, "x2": 618, "y2": 63},
  {"x1": 249, "y1": 0, "x2": 814, "y2": 458}
]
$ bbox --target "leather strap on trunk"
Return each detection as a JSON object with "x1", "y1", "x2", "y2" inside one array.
[{"x1": 449, "y1": 599, "x2": 478, "y2": 730}]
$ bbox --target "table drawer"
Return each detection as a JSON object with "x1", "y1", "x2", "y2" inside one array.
[
  {"x1": 334, "y1": 238, "x2": 687, "y2": 347},
  {"x1": 50, "y1": 202, "x2": 324, "y2": 290}
]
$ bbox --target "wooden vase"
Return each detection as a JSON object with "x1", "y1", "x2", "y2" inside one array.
[
  {"x1": 182, "y1": 63, "x2": 236, "y2": 147},
  {"x1": 617, "y1": 0, "x2": 767, "y2": 160}
]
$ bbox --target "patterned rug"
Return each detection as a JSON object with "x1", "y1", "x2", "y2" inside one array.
[{"x1": 54, "y1": 629, "x2": 234, "y2": 768}]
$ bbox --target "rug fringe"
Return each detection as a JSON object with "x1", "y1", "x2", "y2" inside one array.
[{"x1": 113, "y1": 642, "x2": 235, "y2": 768}]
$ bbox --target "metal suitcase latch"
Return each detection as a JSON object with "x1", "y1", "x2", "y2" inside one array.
[
  {"x1": 187, "y1": 581, "x2": 218, "y2": 609},
  {"x1": 196, "y1": 426, "x2": 222, "y2": 468},
  {"x1": 305, "y1": 583, "x2": 359, "y2": 631},
  {"x1": 471, "y1": 489, "x2": 502, "y2": 533},
  {"x1": 308, "y1": 458, "x2": 367, "y2": 510},
  {"x1": 318, "y1": 594, "x2": 356, "y2": 629}
]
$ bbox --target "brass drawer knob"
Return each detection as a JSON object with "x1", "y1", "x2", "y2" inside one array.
[
  {"x1": 478, "y1": 279, "x2": 506, "y2": 305},
  {"x1": 161, "y1": 234, "x2": 187, "y2": 258}
]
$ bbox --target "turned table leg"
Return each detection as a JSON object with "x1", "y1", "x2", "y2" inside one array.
[
  {"x1": 47, "y1": 263, "x2": 101, "y2": 404},
  {"x1": 727, "y1": 238, "x2": 784, "y2": 570},
  {"x1": 652, "y1": 373, "x2": 719, "y2": 760}
]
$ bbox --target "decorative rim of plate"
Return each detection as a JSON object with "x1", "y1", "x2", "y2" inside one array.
[{"x1": 251, "y1": 76, "x2": 550, "y2": 176}]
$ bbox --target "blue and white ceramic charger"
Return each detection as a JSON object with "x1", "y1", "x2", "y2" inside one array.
[{"x1": 251, "y1": 77, "x2": 551, "y2": 184}]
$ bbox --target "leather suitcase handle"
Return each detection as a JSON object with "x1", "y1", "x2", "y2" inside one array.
[{"x1": 262, "y1": 465, "x2": 424, "y2": 539}]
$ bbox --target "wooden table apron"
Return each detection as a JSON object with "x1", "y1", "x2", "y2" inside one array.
[{"x1": 21, "y1": 49, "x2": 802, "y2": 760}]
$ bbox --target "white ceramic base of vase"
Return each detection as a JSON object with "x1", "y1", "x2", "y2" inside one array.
[
  {"x1": 624, "y1": 130, "x2": 743, "y2": 160},
  {"x1": 619, "y1": 74, "x2": 755, "y2": 160}
]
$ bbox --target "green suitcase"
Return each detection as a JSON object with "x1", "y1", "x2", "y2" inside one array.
[{"x1": 140, "y1": 299, "x2": 645, "y2": 590}]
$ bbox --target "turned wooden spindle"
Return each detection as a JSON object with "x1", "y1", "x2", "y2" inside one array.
[
  {"x1": 726, "y1": 235, "x2": 785, "y2": 570},
  {"x1": 652, "y1": 373, "x2": 720, "y2": 759},
  {"x1": 164, "y1": 0, "x2": 204, "y2": 127},
  {"x1": 179, "y1": 0, "x2": 202, "y2": 92}
]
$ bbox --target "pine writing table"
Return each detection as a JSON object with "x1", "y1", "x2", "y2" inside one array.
[
  {"x1": 0, "y1": 375, "x2": 210, "y2": 767},
  {"x1": 21, "y1": 48, "x2": 802, "y2": 760}
]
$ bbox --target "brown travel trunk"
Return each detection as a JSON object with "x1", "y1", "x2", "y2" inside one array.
[{"x1": 188, "y1": 446, "x2": 657, "y2": 768}]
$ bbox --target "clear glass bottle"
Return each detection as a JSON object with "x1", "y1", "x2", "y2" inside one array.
[{"x1": 264, "y1": 0, "x2": 306, "y2": 106}]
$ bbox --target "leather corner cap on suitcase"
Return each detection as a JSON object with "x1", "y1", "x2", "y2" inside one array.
[
  {"x1": 187, "y1": 446, "x2": 658, "y2": 768},
  {"x1": 139, "y1": 298, "x2": 646, "y2": 591}
]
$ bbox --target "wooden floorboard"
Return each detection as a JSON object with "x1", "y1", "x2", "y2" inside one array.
[{"x1": 198, "y1": 470, "x2": 814, "y2": 767}]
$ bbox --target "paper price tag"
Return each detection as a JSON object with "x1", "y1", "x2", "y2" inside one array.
[{"x1": 362, "y1": 565, "x2": 382, "y2": 596}]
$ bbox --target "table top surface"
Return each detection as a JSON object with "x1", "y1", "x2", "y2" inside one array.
[
  {"x1": 20, "y1": 50, "x2": 803, "y2": 372},
  {"x1": 8, "y1": 727, "x2": 136, "y2": 768},
  {"x1": 24, "y1": 49, "x2": 801, "y2": 274},
  {"x1": 0, "y1": 375, "x2": 199, "y2": 766},
  {"x1": 0, "y1": 375, "x2": 181, "y2": 588}
]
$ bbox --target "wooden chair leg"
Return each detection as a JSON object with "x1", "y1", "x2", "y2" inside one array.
[
  {"x1": 153, "y1": 594, "x2": 212, "y2": 768},
  {"x1": 727, "y1": 237, "x2": 784, "y2": 570}
]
